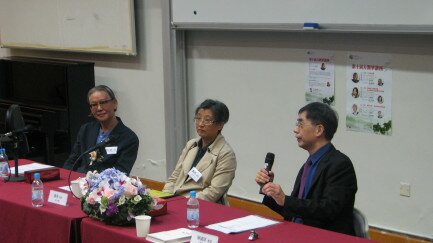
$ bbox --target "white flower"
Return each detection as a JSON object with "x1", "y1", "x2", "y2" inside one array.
[
  {"x1": 135, "y1": 177, "x2": 143, "y2": 186},
  {"x1": 99, "y1": 180, "x2": 110, "y2": 191},
  {"x1": 78, "y1": 178, "x2": 89, "y2": 195},
  {"x1": 86, "y1": 170, "x2": 98, "y2": 179},
  {"x1": 117, "y1": 195, "x2": 126, "y2": 206},
  {"x1": 99, "y1": 204, "x2": 107, "y2": 213},
  {"x1": 133, "y1": 195, "x2": 142, "y2": 202}
]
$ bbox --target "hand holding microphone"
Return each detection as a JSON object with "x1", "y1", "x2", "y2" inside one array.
[
  {"x1": 256, "y1": 153, "x2": 286, "y2": 205},
  {"x1": 257, "y1": 152, "x2": 275, "y2": 194}
]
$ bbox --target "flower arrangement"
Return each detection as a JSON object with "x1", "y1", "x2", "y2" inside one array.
[{"x1": 79, "y1": 168, "x2": 155, "y2": 225}]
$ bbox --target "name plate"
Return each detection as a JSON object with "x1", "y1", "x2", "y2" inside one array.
[
  {"x1": 105, "y1": 146, "x2": 118, "y2": 155},
  {"x1": 48, "y1": 190, "x2": 68, "y2": 206},
  {"x1": 188, "y1": 167, "x2": 202, "y2": 182},
  {"x1": 191, "y1": 231, "x2": 219, "y2": 243}
]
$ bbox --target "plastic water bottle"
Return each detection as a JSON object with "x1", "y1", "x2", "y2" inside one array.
[
  {"x1": 0, "y1": 148, "x2": 10, "y2": 182},
  {"x1": 187, "y1": 190, "x2": 199, "y2": 228},
  {"x1": 31, "y1": 173, "x2": 44, "y2": 207}
]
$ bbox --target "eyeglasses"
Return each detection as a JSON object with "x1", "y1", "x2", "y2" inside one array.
[
  {"x1": 194, "y1": 117, "x2": 215, "y2": 126},
  {"x1": 295, "y1": 120, "x2": 316, "y2": 129},
  {"x1": 89, "y1": 99, "x2": 113, "y2": 110}
]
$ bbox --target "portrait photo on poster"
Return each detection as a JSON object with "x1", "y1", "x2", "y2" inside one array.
[{"x1": 351, "y1": 87, "x2": 359, "y2": 98}]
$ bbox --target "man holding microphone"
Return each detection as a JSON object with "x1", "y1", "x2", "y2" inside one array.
[{"x1": 255, "y1": 102, "x2": 357, "y2": 236}]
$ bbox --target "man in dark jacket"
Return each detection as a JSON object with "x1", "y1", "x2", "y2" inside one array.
[{"x1": 255, "y1": 102, "x2": 357, "y2": 235}]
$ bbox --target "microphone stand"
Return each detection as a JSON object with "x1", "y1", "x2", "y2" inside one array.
[
  {"x1": 67, "y1": 151, "x2": 89, "y2": 198},
  {"x1": 9, "y1": 135, "x2": 24, "y2": 182},
  {"x1": 67, "y1": 136, "x2": 115, "y2": 198}
]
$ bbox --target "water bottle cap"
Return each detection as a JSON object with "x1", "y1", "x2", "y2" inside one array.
[
  {"x1": 189, "y1": 190, "x2": 196, "y2": 198},
  {"x1": 34, "y1": 173, "x2": 40, "y2": 180}
]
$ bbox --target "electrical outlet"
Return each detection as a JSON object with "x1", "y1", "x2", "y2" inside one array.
[{"x1": 400, "y1": 182, "x2": 411, "y2": 197}]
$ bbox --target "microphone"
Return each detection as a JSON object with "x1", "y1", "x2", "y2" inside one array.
[
  {"x1": 263, "y1": 152, "x2": 275, "y2": 172},
  {"x1": 3, "y1": 124, "x2": 34, "y2": 137},
  {"x1": 71, "y1": 134, "x2": 117, "y2": 171},
  {"x1": 82, "y1": 135, "x2": 117, "y2": 155},
  {"x1": 259, "y1": 152, "x2": 275, "y2": 194}
]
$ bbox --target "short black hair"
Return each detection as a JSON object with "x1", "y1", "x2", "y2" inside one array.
[
  {"x1": 87, "y1": 85, "x2": 116, "y2": 103},
  {"x1": 299, "y1": 102, "x2": 338, "y2": 141},
  {"x1": 195, "y1": 99, "x2": 229, "y2": 124}
]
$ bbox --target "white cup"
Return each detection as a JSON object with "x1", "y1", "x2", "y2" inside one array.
[
  {"x1": 70, "y1": 179, "x2": 82, "y2": 198},
  {"x1": 135, "y1": 215, "x2": 151, "y2": 237}
]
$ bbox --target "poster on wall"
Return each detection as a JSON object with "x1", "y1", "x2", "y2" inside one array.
[
  {"x1": 346, "y1": 52, "x2": 392, "y2": 135},
  {"x1": 305, "y1": 50, "x2": 335, "y2": 105}
]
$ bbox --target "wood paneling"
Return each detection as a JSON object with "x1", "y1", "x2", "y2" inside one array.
[
  {"x1": 140, "y1": 178, "x2": 165, "y2": 191},
  {"x1": 227, "y1": 196, "x2": 283, "y2": 220}
]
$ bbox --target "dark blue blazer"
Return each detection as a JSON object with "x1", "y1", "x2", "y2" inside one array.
[
  {"x1": 63, "y1": 117, "x2": 139, "y2": 175},
  {"x1": 263, "y1": 144, "x2": 357, "y2": 236}
]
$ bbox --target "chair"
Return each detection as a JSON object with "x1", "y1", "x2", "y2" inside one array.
[
  {"x1": 5, "y1": 104, "x2": 30, "y2": 181},
  {"x1": 353, "y1": 207, "x2": 369, "y2": 239},
  {"x1": 5, "y1": 104, "x2": 30, "y2": 156},
  {"x1": 218, "y1": 190, "x2": 230, "y2": 206}
]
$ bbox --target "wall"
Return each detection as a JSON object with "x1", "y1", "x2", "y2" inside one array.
[
  {"x1": 0, "y1": 0, "x2": 168, "y2": 181},
  {"x1": 186, "y1": 30, "x2": 433, "y2": 238},
  {"x1": 0, "y1": 48, "x2": 10, "y2": 57}
]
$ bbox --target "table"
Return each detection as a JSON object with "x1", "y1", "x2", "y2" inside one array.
[
  {"x1": 0, "y1": 159, "x2": 86, "y2": 243},
  {"x1": 81, "y1": 197, "x2": 373, "y2": 243}
]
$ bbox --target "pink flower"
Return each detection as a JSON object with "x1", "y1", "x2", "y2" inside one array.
[
  {"x1": 86, "y1": 195, "x2": 96, "y2": 205},
  {"x1": 123, "y1": 183, "x2": 138, "y2": 198},
  {"x1": 103, "y1": 187, "x2": 116, "y2": 199}
]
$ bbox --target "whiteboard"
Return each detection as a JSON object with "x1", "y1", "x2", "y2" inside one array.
[
  {"x1": 0, "y1": 0, "x2": 136, "y2": 55},
  {"x1": 172, "y1": 0, "x2": 433, "y2": 33}
]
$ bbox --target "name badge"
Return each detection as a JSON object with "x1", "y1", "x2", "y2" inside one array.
[
  {"x1": 191, "y1": 230, "x2": 219, "y2": 243},
  {"x1": 48, "y1": 190, "x2": 68, "y2": 206},
  {"x1": 105, "y1": 146, "x2": 118, "y2": 155},
  {"x1": 188, "y1": 167, "x2": 202, "y2": 182}
]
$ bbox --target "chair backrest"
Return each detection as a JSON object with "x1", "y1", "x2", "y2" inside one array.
[
  {"x1": 353, "y1": 207, "x2": 369, "y2": 239},
  {"x1": 5, "y1": 104, "x2": 30, "y2": 155},
  {"x1": 218, "y1": 190, "x2": 230, "y2": 206}
]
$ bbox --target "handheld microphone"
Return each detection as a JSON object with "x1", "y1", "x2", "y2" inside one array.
[
  {"x1": 263, "y1": 152, "x2": 275, "y2": 172},
  {"x1": 259, "y1": 152, "x2": 275, "y2": 194},
  {"x1": 3, "y1": 124, "x2": 35, "y2": 137}
]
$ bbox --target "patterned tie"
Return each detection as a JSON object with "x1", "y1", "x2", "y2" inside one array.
[{"x1": 297, "y1": 160, "x2": 312, "y2": 199}]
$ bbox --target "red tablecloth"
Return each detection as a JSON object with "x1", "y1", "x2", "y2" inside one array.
[
  {"x1": 0, "y1": 159, "x2": 86, "y2": 243},
  {"x1": 81, "y1": 197, "x2": 373, "y2": 243}
]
